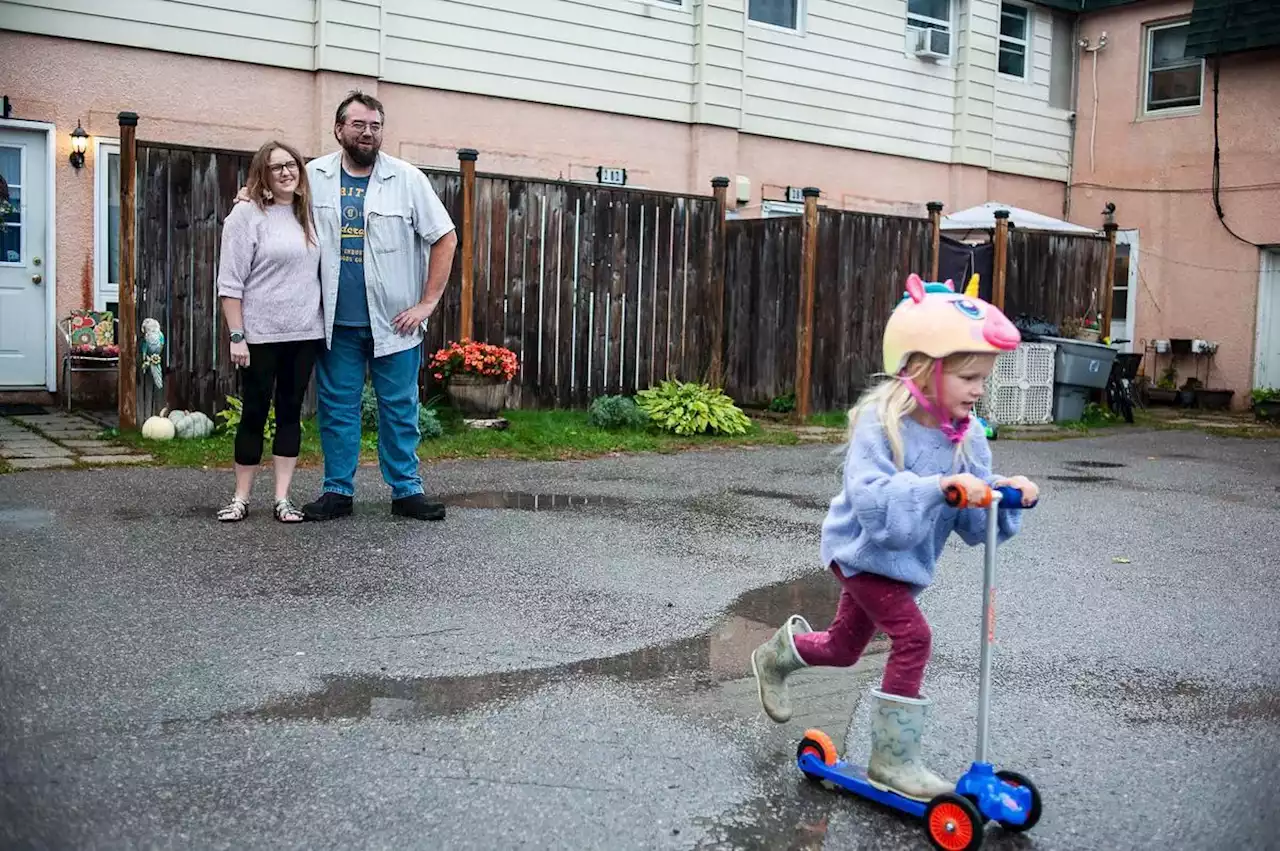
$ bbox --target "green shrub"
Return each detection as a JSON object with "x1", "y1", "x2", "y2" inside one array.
[
  {"x1": 768, "y1": 392, "x2": 796, "y2": 414},
  {"x1": 217, "y1": 395, "x2": 275, "y2": 440},
  {"x1": 588, "y1": 394, "x2": 650, "y2": 430},
  {"x1": 362, "y1": 383, "x2": 443, "y2": 440},
  {"x1": 636, "y1": 380, "x2": 751, "y2": 436}
]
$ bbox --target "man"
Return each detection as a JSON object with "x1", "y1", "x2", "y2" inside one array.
[{"x1": 301, "y1": 90, "x2": 458, "y2": 521}]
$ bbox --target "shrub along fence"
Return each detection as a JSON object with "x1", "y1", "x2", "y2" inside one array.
[{"x1": 112, "y1": 112, "x2": 1118, "y2": 427}]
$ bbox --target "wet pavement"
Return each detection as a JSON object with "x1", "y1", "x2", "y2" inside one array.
[{"x1": 2, "y1": 429, "x2": 1279, "y2": 849}]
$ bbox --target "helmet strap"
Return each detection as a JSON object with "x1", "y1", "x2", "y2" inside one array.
[{"x1": 901, "y1": 361, "x2": 970, "y2": 445}]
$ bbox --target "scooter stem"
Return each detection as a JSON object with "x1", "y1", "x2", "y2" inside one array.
[{"x1": 976, "y1": 489, "x2": 1001, "y2": 764}]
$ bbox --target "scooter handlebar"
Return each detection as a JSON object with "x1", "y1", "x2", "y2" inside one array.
[{"x1": 944, "y1": 484, "x2": 1037, "y2": 510}]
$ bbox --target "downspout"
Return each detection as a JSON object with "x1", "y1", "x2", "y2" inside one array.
[{"x1": 1063, "y1": 12, "x2": 1082, "y2": 221}]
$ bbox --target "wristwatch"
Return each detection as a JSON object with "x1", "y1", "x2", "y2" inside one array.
[{"x1": 229, "y1": 329, "x2": 245, "y2": 344}]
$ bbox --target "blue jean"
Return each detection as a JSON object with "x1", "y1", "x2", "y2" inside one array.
[{"x1": 316, "y1": 325, "x2": 423, "y2": 499}]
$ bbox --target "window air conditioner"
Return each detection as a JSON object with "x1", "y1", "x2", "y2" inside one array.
[{"x1": 909, "y1": 26, "x2": 950, "y2": 60}]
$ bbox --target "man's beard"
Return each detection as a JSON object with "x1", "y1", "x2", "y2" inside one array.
[{"x1": 342, "y1": 138, "x2": 379, "y2": 167}]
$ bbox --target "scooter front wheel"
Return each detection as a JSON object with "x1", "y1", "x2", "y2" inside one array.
[
  {"x1": 994, "y1": 770, "x2": 1041, "y2": 832},
  {"x1": 925, "y1": 793, "x2": 984, "y2": 851},
  {"x1": 796, "y1": 729, "x2": 837, "y2": 782}
]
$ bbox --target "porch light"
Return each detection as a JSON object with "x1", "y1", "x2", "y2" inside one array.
[{"x1": 69, "y1": 121, "x2": 89, "y2": 169}]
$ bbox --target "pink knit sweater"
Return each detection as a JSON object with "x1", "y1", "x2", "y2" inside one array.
[{"x1": 216, "y1": 202, "x2": 324, "y2": 344}]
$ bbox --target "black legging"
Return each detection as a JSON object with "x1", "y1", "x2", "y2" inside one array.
[{"x1": 235, "y1": 339, "x2": 320, "y2": 465}]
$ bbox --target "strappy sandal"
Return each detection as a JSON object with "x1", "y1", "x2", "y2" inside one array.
[
  {"x1": 217, "y1": 496, "x2": 249, "y2": 522},
  {"x1": 274, "y1": 498, "x2": 305, "y2": 523}
]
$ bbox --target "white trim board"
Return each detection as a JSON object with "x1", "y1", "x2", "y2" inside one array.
[
  {"x1": 94, "y1": 137, "x2": 121, "y2": 311},
  {"x1": 0, "y1": 118, "x2": 57, "y2": 393}
]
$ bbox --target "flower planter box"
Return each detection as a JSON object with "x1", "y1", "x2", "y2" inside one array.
[
  {"x1": 1193, "y1": 389, "x2": 1234, "y2": 410},
  {"x1": 1255, "y1": 399, "x2": 1280, "y2": 423},
  {"x1": 447, "y1": 373, "x2": 509, "y2": 417},
  {"x1": 1146, "y1": 388, "x2": 1179, "y2": 405}
]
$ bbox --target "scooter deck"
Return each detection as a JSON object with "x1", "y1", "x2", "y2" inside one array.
[{"x1": 797, "y1": 754, "x2": 928, "y2": 818}]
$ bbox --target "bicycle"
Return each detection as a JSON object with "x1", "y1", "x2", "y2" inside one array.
[{"x1": 1105, "y1": 342, "x2": 1144, "y2": 424}]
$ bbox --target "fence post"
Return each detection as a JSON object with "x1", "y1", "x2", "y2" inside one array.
[
  {"x1": 795, "y1": 187, "x2": 821, "y2": 421},
  {"x1": 457, "y1": 148, "x2": 478, "y2": 341},
  {"x1": 117, "y1": 111, "x2": 139, "y2": 431},
  {"x1": 1101, "y1": 217, "x2": 1119, "y2": 341},
  {"x1": 991, "y1": 208, "x2": 1010, "y2": 312},
  {"x1": 708, "y1": 176, "x2": 730, "y2": 386},
  {"x1": 927, "y1": 201, "x2": 943, "y2": 280}
]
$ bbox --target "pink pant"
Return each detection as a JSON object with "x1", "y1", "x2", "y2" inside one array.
[{"x1": 792, "y1": 568, "x2": 932, "y2": 698}]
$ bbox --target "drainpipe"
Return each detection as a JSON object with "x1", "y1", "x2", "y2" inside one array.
[{"x1": 1063, "y1": 13, "x2": 1082, "y2": 221}]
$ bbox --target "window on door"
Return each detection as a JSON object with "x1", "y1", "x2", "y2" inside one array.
[
  {"x1": 95, "y1": 140, "x2": 120, "y2": 310},
  {"x1": 0, "y1": 145, "x2": 24, "y2": 265},
  {"x1": 1112, "y1": 243, "x2": 1131, "y2": 333}
]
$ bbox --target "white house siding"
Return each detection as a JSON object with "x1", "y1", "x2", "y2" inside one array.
[
  {"x1": 0, "y1": 0, "x2": 317, "y2": 69},
  {"x1": 992, "y1": 6, "x2": 1072, "y2": 182},
  {"x1": 0, "y1": 0, "x2": 1073, "y2": 182},
  {"x1": 741, "y1": 0, "x2": 959, "y2": 164},
  {"x1": 379, "y1": 0, "x2": 698, "y2": 125}
]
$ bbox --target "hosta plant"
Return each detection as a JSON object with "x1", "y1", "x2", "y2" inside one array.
[{"x1": 636, "y1": 380, "x2": 751, "y2": 436}]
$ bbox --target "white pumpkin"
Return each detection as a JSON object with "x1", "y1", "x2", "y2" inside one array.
[
  {"x1": 142, "y1": 414, "x2": 176, "y2": 441},
  {"x1": 176, "y1": 411, "x2": 214, "y2": 439}
]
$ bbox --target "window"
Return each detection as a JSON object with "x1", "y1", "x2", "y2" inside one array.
[
  {"x1": 1112, "y1": 243, "x2": 1130, "y2": 325},
  {"x1": 749, "y1": 0, "x2": 800, "y2": 30},
  {"x1": 999, "y1": 3, "x2": 1030, "y2": 78},
  {"x1": 907, "y1": 0, "x2": 952, "y2": 55},
  {"x1": 1048, "y1": 11, "x2": 1074, "y2": 109},
  {"x1": 0, "y1": 145, "x2": 24, "y2": 265},
  {"x1": 94, "y1": 139, "x2": 120, "y2": 310},
  {"x1": 1144, "y1": 21, "x2": 1203, "y2": 113}
]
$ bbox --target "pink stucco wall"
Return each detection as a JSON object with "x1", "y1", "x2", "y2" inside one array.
[
  {"x1": 2, "y1": 30, "x2": 1072, "y2": 397},
  {"x1": 1069, "y1": 0, "x2": 1280, "y2": 404}
]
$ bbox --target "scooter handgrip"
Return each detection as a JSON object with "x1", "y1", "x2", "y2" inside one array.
[
  {"x1": 943, "y1": 484, "x2": 967, "y2": 508},
  {"x1": 995, "y1": 485, "x2": 1038, "y2": 509}
]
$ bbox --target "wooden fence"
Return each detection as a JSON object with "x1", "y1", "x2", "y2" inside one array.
[
  {"x1": 116, "y1": 118, "x2": 1118, "y2": 425},
  {"x1": 129, "y1": 142, "x2": 722, "y2": 421},
  {"x1": 1004, "y1": 229, "x2": 1111, "y2": 327},
  {"x1": 723, "y1": 210, "x2": 931, "y2": 412}
]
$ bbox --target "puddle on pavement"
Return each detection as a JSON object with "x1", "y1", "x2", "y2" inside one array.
[
  {"x1": 440, "y1": 491, "x2": 627, "y2": 511},
  {"x1": 216, "y1": 570, "x2": 845, "y2": 725},
  {"x1": 1066, "y1": 460, "x2": 1127, "y2": 469},
  {"x1": 1046, "y1": 475, "x2": 1118, "y2": 483},
  {"x1": 729, "y1": 488, "x2": 830, "y2": 512},
  {"x1": 0, "y1": 508, "x2": 56, "y2": 529}
]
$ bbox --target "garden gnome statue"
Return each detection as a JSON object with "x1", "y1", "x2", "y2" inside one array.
[{"x1": 140, "y1": 317, "x2": 165, "y2": 390}]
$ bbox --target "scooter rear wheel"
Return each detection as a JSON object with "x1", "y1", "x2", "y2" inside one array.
[
  {"x1": 925, "y1": 793, "x2": 984, "y2": 851},
  {"x1": 994, "y1": 770, "x2": 1041, "y2": 832}
]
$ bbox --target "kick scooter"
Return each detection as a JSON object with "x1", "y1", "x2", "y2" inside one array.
[{"x1": 795, "y1": 484, "x2": 1041, "y2": 851}]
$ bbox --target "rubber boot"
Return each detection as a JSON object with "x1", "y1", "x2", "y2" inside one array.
[
  {"x1": 750, "y1": 615, "x2": 811, "y2": 722},
  {"x1": 865, "y1": 688, "x2": 955, "y2": 801}
]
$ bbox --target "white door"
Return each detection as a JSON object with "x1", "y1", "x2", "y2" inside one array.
[
  {"x1": 1109, "y1": 230, "x2": 1139, "y2": 352},
  {"x1": 0, "y1": 128, "x2": 48, "y2": 388},
  {"x1": 1256, "y1": 249, "x2": 1280, "y2": 390}
]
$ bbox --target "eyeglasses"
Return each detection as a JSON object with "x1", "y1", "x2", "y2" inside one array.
[
  {"x1": 269, "y1": 161, "x2": 300, "y2": 175},
  {"x1": 345, "y1": 120, "x2": 383, "y2": 134}
]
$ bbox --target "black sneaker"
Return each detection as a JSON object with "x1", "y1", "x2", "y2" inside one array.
[
  {"x1": 391, "y1": 493, "x2": 446, "y2": 521},
  {"x1": 302, "y1": 492, "x2": 353, "y2": 521}
]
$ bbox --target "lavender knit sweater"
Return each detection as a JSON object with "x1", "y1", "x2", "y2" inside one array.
[{"x1": 216, "y1": 202, "x2": 324, "y2": 344}]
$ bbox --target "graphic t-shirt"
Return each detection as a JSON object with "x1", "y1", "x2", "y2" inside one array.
[{"x1": 335, "y1": 169, "x2": 372, "y2": 327}]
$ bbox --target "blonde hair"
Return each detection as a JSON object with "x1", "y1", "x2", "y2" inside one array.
[{"x1": 846, "y1": 352, "x2": 982, "y2": 471}]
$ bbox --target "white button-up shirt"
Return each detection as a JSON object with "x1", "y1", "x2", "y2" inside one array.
[{"x1": 307, "y1": 151, "x2": 456, "y2": 358}]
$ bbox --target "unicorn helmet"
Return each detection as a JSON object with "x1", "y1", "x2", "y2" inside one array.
[{"x1": 882, "y1": 273, "x2": 1021, "y2": 376}]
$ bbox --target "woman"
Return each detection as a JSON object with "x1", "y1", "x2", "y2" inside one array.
[{"x1": 215, "y1": 140, "x2": 324, "y2": 522}]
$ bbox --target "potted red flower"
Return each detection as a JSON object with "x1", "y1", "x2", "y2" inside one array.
[{"x1": 428, "y1": 339, "x2": 519, "y2": 417}]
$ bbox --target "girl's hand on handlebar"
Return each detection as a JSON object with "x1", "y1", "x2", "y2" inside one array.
[
  {"x1": 940, "y1": 473, "x2": 989, "y2": 506},
  {"x1": 995, "y1": 476, "x2": 1039, "y2": 506}
]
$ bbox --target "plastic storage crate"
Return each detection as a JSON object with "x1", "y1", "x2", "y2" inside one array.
[{"x1": 976, "y1": 342, "x2": 1056, "y2": 425}]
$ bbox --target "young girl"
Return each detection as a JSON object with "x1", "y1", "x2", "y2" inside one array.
[{"x1": 751, "y1": 272, "x2": 1039, "y2": 801}]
